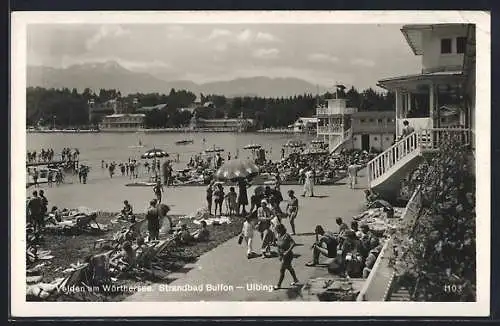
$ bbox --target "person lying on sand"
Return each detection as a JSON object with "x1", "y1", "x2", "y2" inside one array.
[{"x1": 191, "y1": 220, "x2": 210, "y2": 242}]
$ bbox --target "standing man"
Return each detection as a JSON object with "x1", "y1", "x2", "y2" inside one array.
[
  {"x1": 153, "y1": 180, "x2": 164, "y2": 203},
  {"x1": 347, "y1": 162, "x2": 358, "y2": 189},
  {"x1": 146, "y1": 199, "x2": 160, "y2": 241},
  {"x1": 39, "y1": 189, "x2": 49, "y2": 221},
  {"x1": 302, "y1": 167, "x2": 314, "y2": 197},
  {"x1": 27, "y1": 191, "x2": 43, "y2": 233},
  {"x1": 129, "y1": 161, "x2": 135, "y2": 179},
  {"x1": 32, "y1": 168, "x2": 39, "y2": 188}
]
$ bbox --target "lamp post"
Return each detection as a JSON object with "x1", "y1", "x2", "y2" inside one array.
[{"x1": 52, "y1": 115, "x2": 56, "y2": 130}]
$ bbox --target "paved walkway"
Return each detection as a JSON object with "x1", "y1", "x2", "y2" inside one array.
[{"x1": 126, "y1": 173, "x2": 367, "y2": 301}]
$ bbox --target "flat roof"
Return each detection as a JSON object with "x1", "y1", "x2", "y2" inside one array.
[
  {"x1": 104, "y1": 114, "x2": 146, "y2": 118},
  {"x1": 352, "y1": 111, "x2": 395, "y2": 119},
  {"x1": 401, "y1": 24, "x2": 469, "y2": 56},
  {"x1": 377, "y1": 71, "x2": 463, "y2": 90}
]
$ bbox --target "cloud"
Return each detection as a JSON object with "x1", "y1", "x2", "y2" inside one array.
[
  {"x1": 236, "y1": 29, "x2": 280, "y2": 44},
  {"x1": 207, "y1": 28, "x2": 232, "y2": 40},
  {"x1": 214, "y1": 42, "x2": 228, "y2": 52},
  {"x1": 255, "y1": 32, "x2": 280, "y2": 43},
  {"x1": 237, "y1": 29, "x2": 253, "y2": 43},
  {"x1": 252, "y1": 48, "x2": 280, "y2": 60},
  {"x1": 166, "y1": 25, "x2": 194, "y2": 40},
  {"x1": 308, "y1": 53, "x2": 339, "y2": 64},
  {"x1": 85, "y1": 25, "x2": 130, "y2": 50},
  {"x1": 350, "y1": 58, "x2": 376, "y2": 67}
]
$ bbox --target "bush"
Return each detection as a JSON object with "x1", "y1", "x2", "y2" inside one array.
[{"x1": 393, "y1": 134, "x2": 476, "y2": 301}]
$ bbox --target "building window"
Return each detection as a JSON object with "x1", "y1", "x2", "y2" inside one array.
[
  {"x1": 457, "y1": 36, "x2": 467, "y2": 54},
  {"x1": 374, "y1": 137, "x2": 378, "y2": 141},
  {"x1": 387, "y1": 118, "x2": 392, "y2": 123},
  {"x1": 360, "y1": 119, "x2": 365, "y2": 123},
  {"x1": 369, "y1": 118, "x2": 374, "y2": 123},
  {"x1": 386, "y1": 137, "x2": 391, "y2": 141},
  {"x1": 441, "y1": 38, "x2": 452, "y2": 54},
  {"x1": 377, "y1": 119, "x2": 383, "y2": 123}
]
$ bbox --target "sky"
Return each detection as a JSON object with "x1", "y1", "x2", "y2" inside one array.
[{"x1": 27, "y1": 23, "x2": 422, "y2": 90}]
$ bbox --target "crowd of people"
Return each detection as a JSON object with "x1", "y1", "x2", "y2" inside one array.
[
  {"x1": 27, "y1": 148, "x2": 56, "y2": 163},
  {"x1": 102, "y1": 159, "x2": 143, "y2": 179},
  {"x1": 27, "y1": 147, "x2": 80, "y2": 163},
  {"x1": 259, "y1": 148, "x2": 376, "y2": 186}
]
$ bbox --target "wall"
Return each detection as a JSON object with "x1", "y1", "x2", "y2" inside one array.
[
  {"x1": 351, "y1": 133, "x2": 394, "y2": 151},
  {"x1": 381, "y1": 133, "x2": 395, "y2": 150},
  {"x1": 351, "y1": 135, "x2": 362, "y2": 150},
  {"x1": 351, "y1": 115, "x2": 396, "y2": 134},
  {"x1": 421, "y1": 25, "x2": 467, "y2": 73},
  {"x1": 369, "y1": 134, "x2": 382, "y2": 150}
]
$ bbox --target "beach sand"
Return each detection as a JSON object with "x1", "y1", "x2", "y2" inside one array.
[{"x1": 27, "y1": 167, "x2": 369, "y2": 302}]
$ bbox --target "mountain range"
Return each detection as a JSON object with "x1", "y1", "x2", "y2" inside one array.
[{"x1": 27, "y1": 61, "x2": 329, "y2": 98}]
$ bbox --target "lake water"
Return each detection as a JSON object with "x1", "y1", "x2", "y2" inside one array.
[{"x1": 27, "y1": 132, "x2": 318, "y2": 168}]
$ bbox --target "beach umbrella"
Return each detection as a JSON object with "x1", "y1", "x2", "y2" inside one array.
[
  {"x1": 214, "y1": 159, "x2": 260, "y2": 181},
  {"x1": 244, "y1": 144, "x2": 262, "y2": 150},
  {"x1": 141, "y1": 148, "x2": 168, "y2": 159},
  {"x1": 284, "y1": 140, "x2": 305, "y2": 148},
  {"x1": 302, "y1": 149, "x2": 329, "y2": 156},
  {"x1": 205, "y1": 147, "x2": 225, "y2": 153}
]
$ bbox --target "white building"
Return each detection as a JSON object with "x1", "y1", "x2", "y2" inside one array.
[
  {"x1": 291, "y1": 117, "x2": 318, "y2": 133},
  {"x1": 378, "y1": 24, "x2": 471, "y2": 137},
  {"x1": 346, "y1": 111, "x2": 396, "y2": 152},
  {"x1": 315, "y1": 98, "x2": 357, "y2": 152},
  {"x1": 98, "y1": 97, "x2": 146, "y2": 132},
  {"x1": 368, "y1": 23, "x2": 475, "y2": 199},
  {"x1": 99, "y1": 113, "x2": 146, "y2": 132}
]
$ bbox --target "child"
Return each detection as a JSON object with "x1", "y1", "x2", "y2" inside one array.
[
  {"x1": 225, "y1": 186, "x2": 238, "y2": 216},
  {"x1": 213, "y1": 183, "x2": 224, "y2": 216}
]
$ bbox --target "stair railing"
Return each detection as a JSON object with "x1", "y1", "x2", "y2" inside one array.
[{"x1": 367, "y1": 131, "x2": 419, "y2": 185}]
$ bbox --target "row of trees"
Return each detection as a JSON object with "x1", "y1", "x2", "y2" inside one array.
[{"x1": 26, "y1": 86, "x2": 395, "y2": 128}]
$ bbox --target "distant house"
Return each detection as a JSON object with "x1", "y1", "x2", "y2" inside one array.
[
  {"x1": 291, "y1": 117, "x2": 318, "y2": 133},
  {"x1": 97, "y1": 97, "x2": 145, "y2": 132},
  {"x1": 99, "y1": 113, "x2": 146, "y2": 132},
  {"x1": 178, "y1": 107, "x2": 197, "y2": 114},
  {"x1": 202, "y1": 101, "x2": 215, "y2": 109},
  {"x1": 136, "y1": 103, "x2": 168, "y2": 113},
  {"x1": 190, "y1": 117, "x2": 256, "y2": 132}
]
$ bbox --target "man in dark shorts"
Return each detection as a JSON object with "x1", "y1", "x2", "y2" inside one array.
[
  {"x1": 39, "y1": 190, "x2": 48, "y2": 224},
  {"x1": 27, "y1": 191, "x2": 43, "y2": 232},
  {"x1": 129, "y1": 162, "x2": 135, "y2": 179},
  {"x1": 306, "y1": 225, "x2": 339, "y2": 266},
  {"x1": 153, "y1": 180, "x2": 164, "y2": 203},
  {"x1": 32, "y1": 168, "x2": 39, "y2": 187},
  {"x1": 146, "y1": 200, "x2": 160, "y2": 241}
]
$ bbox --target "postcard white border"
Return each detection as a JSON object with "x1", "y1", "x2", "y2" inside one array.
[{"x1": 11, "y1": 10, "x2": 491, "y2": 317}]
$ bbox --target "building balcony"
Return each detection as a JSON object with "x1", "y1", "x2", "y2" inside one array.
[
  {"x1": 317, "y1": 125, "x2": 344, "y2": 135},
  {"x1": 316, "y1": 106, "x2": 357, "y2": 116}
]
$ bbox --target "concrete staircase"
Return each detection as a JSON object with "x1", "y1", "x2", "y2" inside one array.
[{"x1": 367, "y1": 128, "x2": 471, "y2": 200}]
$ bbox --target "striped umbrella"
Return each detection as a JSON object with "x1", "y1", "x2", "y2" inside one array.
[
  {"x1": 141, "y1": 148, "x2": 168, "y2": 159},
  {"x1": 214, "y1": 159, "x2": 260, "y2": 181},
  {"x1": 243, "y1": 144, "x2": 262, "y2": 150}
]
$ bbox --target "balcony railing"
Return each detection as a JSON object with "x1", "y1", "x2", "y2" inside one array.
[
  {"x1": 317, "y1": 125, "x2": 343, "y2": 134},
  {"x1": 316, "y1": 107, "x2": 357, "y2": 116}
]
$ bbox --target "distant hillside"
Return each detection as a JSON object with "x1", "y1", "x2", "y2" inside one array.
[{"x1": 27, "y1": 61, "x2": 329, "y2": 98}]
